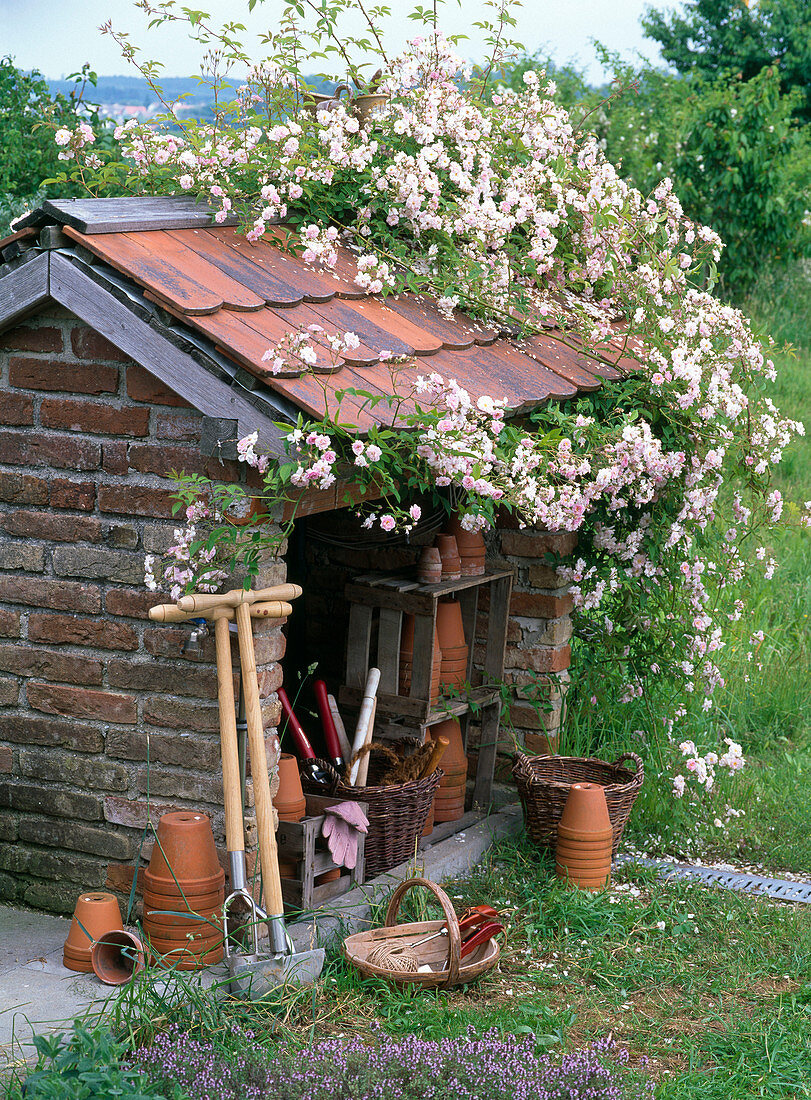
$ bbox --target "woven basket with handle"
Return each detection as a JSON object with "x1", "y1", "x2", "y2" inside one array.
[
  {"x1": 343, "y1": 877, "x2": 500, "y2": 988},
  {"x1": 512, "y1": 752, "x2": 644, "y2": 856},
  {"x1": 301, "y1": 740, "x2": 441, "y2": 878}
]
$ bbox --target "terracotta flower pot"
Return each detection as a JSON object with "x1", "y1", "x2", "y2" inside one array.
[
  {"x1": 417, "y1": 546, "x2": 442, "y2": 584},
  {"x1": 143, "y1": 885, "x2": 226, "y2": 911},
  {"x1": 143, "y1": 920, "x2": 222, "y2": 944},
  {"x1": 433, "y1": 797, "x2": 465, "y2": 822},
  {"x1": 273, "y1": 754, "x2": 306, "y2": 822},
  {"x1": 63, "y1": 892, "x2": 123, "y2": 973},
  {"x1": 556, "y1": 864, "x2": 611, "y2": 890},
  {"x1": 440, "y1": 658, "x2": 469, "y2": 674},
  {"x1": 436, "y1": 600, "x2": 465, "y2": 651},
  {"x1": 147, "y1": 939, "x2": 224, "y2": 970},
  {"x1": 144, "y1": 867, "x2": 226, "y2": 897},
  {"x1": 91, "y1": 930, "x2": 145, "y2": 986},
  {"x1": 142, "y1": 903, "x2": 223, "y2": 928},
  {"x1": 421, "y1": 798, "x2": 435, "y2": 837},
  {"x1": 440, "y1": 644, "x2": 469, "y2": 662},
  {"x1": 430, "y1": 718, "x2": 465, "y2": 769},
  {"x1": 445, "y1": 515, "x2": 486, "y2": 575},
  {"x1": 559, "y1": 783, "x2": 612, "y2": 835},
  {"x1": 435, "y1": 535, "x2": 461, "y2": 579},
  {"x1": 556, "y1": 836, "x2": 615, "y2": 856},
  {"x1": 146, "y1": 812, "x2": 224, "y2": 891}
]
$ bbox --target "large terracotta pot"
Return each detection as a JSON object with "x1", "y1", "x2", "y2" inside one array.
[
  {"x1": 273, "y1": 753, "x2": 306, "y2": 822},
  {"x1": 63, "y1": 892, "x2": 123, "y2": 973},
  {"x1": 146, "y1": 812, "x2": 225, "y2": 892}
]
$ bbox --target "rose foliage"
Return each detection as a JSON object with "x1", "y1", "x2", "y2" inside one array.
[{"x1": 59, "y1": 2, "x2": 808, "y2": 720}]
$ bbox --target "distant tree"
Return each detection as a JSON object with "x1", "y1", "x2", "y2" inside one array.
[{"x1": 642, "y1": 0, "x2": 811, "y2": 121}]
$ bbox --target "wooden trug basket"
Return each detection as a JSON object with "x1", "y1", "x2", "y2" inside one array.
[{"x1": 343, "y1": 877, "x2": 500, "y2": 988}]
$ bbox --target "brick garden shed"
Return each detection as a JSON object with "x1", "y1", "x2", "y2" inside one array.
[{"x1": 0, "y1": 196, "x2": 629, "y2": 915}]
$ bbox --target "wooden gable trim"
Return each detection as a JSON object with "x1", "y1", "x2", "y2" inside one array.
[
  {"x1": 0, "y1": 252, "x2": 50, "y2": 333},
  {"x1": 48, "y1": 251, "x2": 287, "y2": 458}
]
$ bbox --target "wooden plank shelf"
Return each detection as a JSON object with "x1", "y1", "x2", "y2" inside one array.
[{"x1": 339, "y1": 566, "x2": 513, "y2": 808}]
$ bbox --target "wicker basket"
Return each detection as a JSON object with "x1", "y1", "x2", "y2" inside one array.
[
  {"x1": 302, "y1": 744, "x2": 441, "y2": 878},
  {"x1": 343, "y1": 877, "x2": 501, "y2": 988},
  {"x1": 513, "y1": 752, "x2": 644, "y2": 856}
]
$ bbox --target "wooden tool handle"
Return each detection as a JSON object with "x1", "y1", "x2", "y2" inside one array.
[
  {"x1": 355, "y1": 698, "x2": 376, "y2": 786},
  {"x1": 214, "y1": 615, "x2": 245, "y2": 854},
  {"x1": 420, "y1": 735, "x2": 449, "y2": 780},
  {"x1": 149, "y1": 600, "x2": 292, "y2": 623},
  {"x1": 234, "y1": 601, "x2": 283, "y2": 916},
  {"x1": 349, "y1": 668, "x2": 380, "y2": 785},
  {"x1": 327, "y1": 694, "x2": 352, "y2": 762},
  {"x1": 177, "y1": 583, "x2": 301, "y2": 613}
]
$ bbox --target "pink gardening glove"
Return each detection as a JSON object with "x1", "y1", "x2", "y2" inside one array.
[{"x1": 321, "y1": 802, "x2": 369, "y2": 870}]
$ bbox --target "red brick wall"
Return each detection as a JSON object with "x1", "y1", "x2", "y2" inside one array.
[{"x1": 0, "y1": 308, "x2": 286, "y2": 913}]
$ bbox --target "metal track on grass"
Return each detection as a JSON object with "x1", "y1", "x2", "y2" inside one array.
[{"x1": 619, "y1": 857, "x2": 811, "y2": 904}]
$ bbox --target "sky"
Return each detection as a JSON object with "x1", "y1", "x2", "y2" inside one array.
[{"x1": 0, "y1": 0, "x2": 675, "y2": 82}]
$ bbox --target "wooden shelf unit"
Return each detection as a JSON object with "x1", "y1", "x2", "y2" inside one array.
[{"x1": 339, "y1": 568, "x2": 512, "y2": 809}]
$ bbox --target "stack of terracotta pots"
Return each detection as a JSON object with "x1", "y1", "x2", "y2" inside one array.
[
  {"x1": 429, "y1": 717, "x2": 467, "y2": 822},
  {"x1": 555, "y1": 783, "x2": 613, "y2": 891},
  {"x1": 417, "y1": 545, "x2": 442, "y2": 584},
  {"x1": 63, "y1": 892, "x2": 123, "y2": 973},
  {"x1": 445, "y1": 515, "x2": 486, "y2": 576},
  {"x1": 275, "y1": 753, "x2": 306, "y2": 880},
  {"x1": 436, "y1": 599, "x2": 468, "y2": 693},
  {"x1": 143, "y1": 811, "x2": 225, "y2": 969},
  {"x1": 435, "y1": 534, "x2": 461, "y2": 580},
  {"x1": 399, "y1": 614, "x2": 442, "y2": 703}
]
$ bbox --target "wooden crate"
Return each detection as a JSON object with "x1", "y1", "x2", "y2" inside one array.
[
  {"x1": 275, "y1": 793, "x2": 367, "y2": 913},
  {"x1": 339, "y1": 569, "x2": 513, "y2": 808}
]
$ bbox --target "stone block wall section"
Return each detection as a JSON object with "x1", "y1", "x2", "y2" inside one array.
[{"x1": 0, "y1": 308, "x2": 286, "y2": 914}]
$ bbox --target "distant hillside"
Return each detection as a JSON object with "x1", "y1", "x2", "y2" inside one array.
[{"x1": 47, "y1": 73, "x2": 334, "y2": 108}]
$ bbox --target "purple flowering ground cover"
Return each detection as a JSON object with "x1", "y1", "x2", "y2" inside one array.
[{"x1": 134, "y1": 1026, "x2": 650, "y2": 1100}]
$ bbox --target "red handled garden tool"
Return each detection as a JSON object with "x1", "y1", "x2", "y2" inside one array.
[{"x1": 384, "y1": 904, "x2": 501, "y2": 958}]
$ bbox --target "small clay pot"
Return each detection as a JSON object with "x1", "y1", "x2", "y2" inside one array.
[
  {"x1": 146, "y1": 812, "x2": 224, "y2": 887},
  {"x1": 91, "y1": 930, "x2": 145, "y2": 986},
  {"x1": 435, "y1": 535, "x2": 461, "y2": 579},
  {"x1": 436, "y1": 600, "x2": 465, "y2": 650},
  {"x1": 430, "y1": 718, "x2": 465, "y2": 769},
  {"x1": 557, "y1": 823, "x2": 614, "y2": 844},
  {"x1": 144, "y1": 867, "x2": 225, "y2": 897},
  {"x1": 143, "y1": 885, "x2": 226, "y2": 911},
  {"x1": 142, "y1": 903, "x2": 224, "y2": 928},
  {"x1": 445, "y1": 515, "x2": 486, "y2": 575},
  {"x1": 440, "y1": 644, "x2": 469, "y2": 662},
  {"x1": 147, "y1": 939, "x2": 224, "y2": 970},
  {"x1": 273, "y1": 754, "x2": 306, "y2": 822},
  {"x1": 63, "y1": 892, "x2": 123, "y2": 973},
  {"x1": 440, "y1": 657, "x2": 469, "y2": 673},
  {"x1": 559, "y1": 783, "x2": 612, "y2": 835},
  {"x1": 417, "y1": 546, "x2": 442, "y2": 584},
  {"x1": 143, "y1": 920, "x2": 222, "y2": 944},
  {"x1": 556, "y1": 865, "x2": 611, "y2": 890},
  {"x1": 433, "y1": 800, "x2": 465, "y2": 823}
]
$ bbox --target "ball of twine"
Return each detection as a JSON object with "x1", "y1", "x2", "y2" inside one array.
[{"x1": 367, "y1": 941, "x2": 420, "y2": 972}]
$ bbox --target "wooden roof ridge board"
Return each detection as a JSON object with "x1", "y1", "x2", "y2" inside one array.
[{"x1": 26, "y1": 196, "x2": 243, "y2": 234}]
